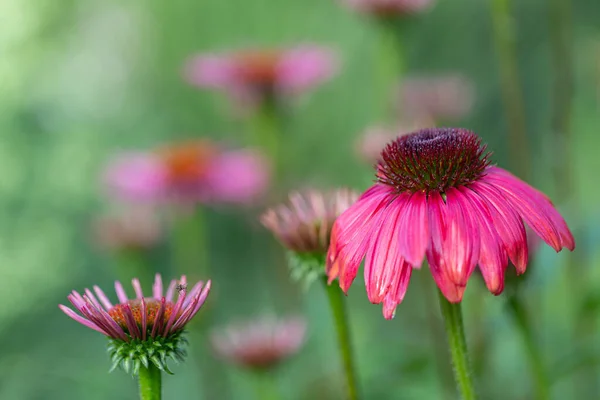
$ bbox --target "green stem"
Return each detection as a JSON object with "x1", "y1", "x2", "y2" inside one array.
[
  {"x1": 375, "y1": 20, "x2": 404, "y2": 122},
  {"x1": 250, "y1": 96, "x2": 282, "y2": 177},
  {"x1": 437, "y1": 291, "x2": 477, "y2": 400},
  {"x1": 490, "y1": 0, "x2": 531, "y2": 181},
  {"x1": 506, "y1": 294, "x2": 550, "y2": 400},
  {"x1": 138, "y1": 364, "x2": 162, "y2": 400},
  {"x1": 171, "y1": 206, "x2": 207, "y2": 281},
  {"x1": 253, "y1": 370, "x2": 280, "y2": 400},
  {"x1": 323, "y1": 278, "x2": 360, "y2": 400}
]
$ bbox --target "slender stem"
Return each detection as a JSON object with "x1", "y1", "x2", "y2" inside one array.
[
  {"x1": 506, "y1": 294, "x2": 550, "y2": 400},
  {"x1": 375, "y1": 20, "x2": 404, "y2": 122},
  {"x1": 253, "y1": 370, "x2": 280, "y2": 400},
  {"x1": 437, "y1": 291, "x2": 477, "y2": 400},
  {"x1": 323, "y1": 277, "x2": 360, "y2": 400},
  {"x1": 490, "y1": 0, "x2": 531, "y2": 181},
  {"x1": 250, "y1": 95, "x2": 282, "y2": 178},
  {"x1": 138, "y1": 364, "x2": 162, "y2": 400},
  {"x1": 171, "y1": 206, "x2": 207, "y2": 281},
  {"x1": 547, "y1": 0, "x2": 574, "y2": 204}
]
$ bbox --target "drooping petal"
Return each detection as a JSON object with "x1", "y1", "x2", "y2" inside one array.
[
  {"x1": 326, "y1": 184, "x2": 393, "y2": 292},
  {"x1": 426, "y1": 192, "x2": 468, "y2": 302},
  {"x1": 381, "y1": 260, "x2": 413, "y2": 320},
  {"x1": 59, "y1": 305, "x2": 108, "y2": 335},
  {"x1": 396, "y1": 190, "x2": 429, "y2": 267},
  {"x1": 470, "y1": 181, "x2": 528, "y2": 274},
  {"x1": 363, "y1": 195, "x2": 408, "y2": 303},
  {"x1": 483, "y1": 167, "x2": 574, "y2": 251},
  {"x1": 459, "y1": 187, "x2": 507, "y2": 294}
]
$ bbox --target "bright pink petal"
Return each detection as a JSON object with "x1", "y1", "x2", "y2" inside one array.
[
  {"x1": 483, "y1": 167, "x2": 574, "y2": 251},
  {"x1": 132, "y1": 278, "x2": 143, "y2": 299},
  {"x1": 363, "y1": 196, "x2": 408, "y2": 303},
  {"x1": 183, "y1": 54, "x2": 241, "y2": 90},
  {"x1": 93, "y1": 285, "x2": 113, "y2": 310},
  {"x1": 396, "y1": 191, "x2": 429, "y2": 267},
  {"x1": 277, "y1": 46, "x2": 338, "y2": 93},
  {"x1": 470, "y1": 181, "x2": 528, "y2": 274},
  {"x1": 103, "y1": 153, "x2": 167, "y2": 202},
  {"x1": 152, "y1": 274, "x2": 163, "y2": 300},
  {"x1": 459, "y1": 187, "x2": 507, "y2": 294},
  {"x1": 59, "y1": 305, "x2": 108, "y2": 335},
  {"x1": 381, "y1": 260, "x2": 412, "y2": 320},
  {"x1": 327, "y1": 184, "x2": 394, "y2": 292},
  {"x1": 115, "y1": 281, "x2": 128, "y2": 304}
]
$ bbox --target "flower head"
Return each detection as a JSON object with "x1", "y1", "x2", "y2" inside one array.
[
  {"x1": 327, "y1": 128, "x2": 574, "y2": 319},
  {"x1": 341, "y1": 0, "x2": 434, "y2": 17},
  {"x1": 398, "y1": 75, "x2": 475, "y2": 122},
  {"x1": 103, "y1": 140, "x2": 270, "y2": 206},
  {"x1": 184, "y1": 45, "x2": 338, "y2": 106},
  {"x1": 60, "y1": 274, "x2": 211, "y2": 374},
  {"x1": 211, "y1": 315, "x2": 306, "y2": 370}
]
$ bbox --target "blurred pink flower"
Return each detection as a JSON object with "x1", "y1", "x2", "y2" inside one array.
[
  {"x1": 341, "y1": 0, "x2": 434, "y2": 17},
  {"x1": 92, "y1": 207, "x2": 162, "y2": 251},
  {"x1": 103, "y1": 140, "x2": 270, "y2": 205},
  {"x1": 211, "y1": 315, "x2": 306, "y2": 370},
  {"x1": 327, "y1": 128, "x2": 574, "y2": 319},
  {"x1": 184, "y1": 45, "x2": 338, "y2": 105},
  {"x1": 398, "y1": 74, "x2": 475, "y2": 122}
]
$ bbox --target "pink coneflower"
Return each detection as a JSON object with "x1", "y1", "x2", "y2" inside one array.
[
  {"x1": 92, "y1": 207, "x2": 162, "y2": 251},
  {"x1": 327, "y1": 127, "x2": 574, "y2": 319},
  {"x1": 261, "y1": 189, "x2": 359, "y2": 254},
  {"x1": 341, "y1": 0, "x2": 434, "y2": 17},
  {"x1": 398, "y1": 75, "x2": 475, "y2": 122},
  {"x1": 103, "y1": 140, "x2": 269, "y2": 205},
  {"x1": 184, "y1": 45, "x2": 338, "y2": 105},
  {"x1": 59, "y1": 274, "x2": 211, "y2": 373},
  {"x1": 211, "y1": 315, "x2": 306, "y2": 370}
]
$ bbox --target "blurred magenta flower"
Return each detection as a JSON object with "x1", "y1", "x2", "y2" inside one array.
[
  {"x1": 261, "y1": 189, "x2": 359, "y2": 254},
  {"x1": 398, "y1": 74, "x2": 475, "y2": 122},
  {"x1": 59, "y1": 274, "x2": 211, "y2": 373},
  {"x1": 103, "y1": 140, "x2": 270, "y2": 205},
  {"x1": 341, "y1": 0, "x2": 434, "y2": 17},
  {"x1": 92, "y1": 207, "x2": 162, "y2": 251},
  {"x1": 184, "y1": 45, "x2": 338, "y2": 105},
  {"x1": 211, "y1": 315, "x2": 306, "y2": 370},
  {"x1": 327, "y1": 128, "x2": 574, "y2": 319}
]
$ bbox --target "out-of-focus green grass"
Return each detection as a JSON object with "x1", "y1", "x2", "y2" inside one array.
[{"x1": 0, "y1": 0, "x2": 599, "y2": 398}]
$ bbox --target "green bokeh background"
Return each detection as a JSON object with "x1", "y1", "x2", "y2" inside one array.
[{"x1": 1, "y1": 0, "x2": 599, "y2": 399}]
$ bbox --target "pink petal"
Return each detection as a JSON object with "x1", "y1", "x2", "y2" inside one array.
[
  {"x1": 277, "y1": 46, "x2": 338, "y2": 93},
  {"x1": 152, "y1": 274, "x2": 163, "y2": 300},
  {"x1": 381, "y1": 260, "x2": 413, "y2": 320},
  {"x1": 459, "y1": 187, "x2": 507, "y2": 294},
  {"x1": 115, "y1": 281, "x2": 129, "y2": 304},
  {"x1": 396, "y1": 191, "x2": 429, "y2": 267},
  {"x1": 151, "y1": 298, "x2": 166, "y2": 339},
  {"x1": 483, "y1": 167, "x2": 574, "y2": 251},
  {"x1": 132, "y1": 278, "x2": 144, "y2": 299},
  {"x1": 102, "y1": 153, "x2": 167, "y2": 202},
  {"x1": 183, "y1": 54, "x2": 241, "y2": 90},
  {"x1": 470, "y1": 181, "x2": 528, "y2": 274},
  {"x1": 59, "y1": 305, "x2": 108, "y2": 335},
  {"x1": 93, "y1": 285, "x2": 113, "y2": 310},
  {"x1": 363, "y1": 196, "x2": 408, "y2": 304},
  {"x1": 141, "y1": 298, "x2": 147, "y2": 341}
]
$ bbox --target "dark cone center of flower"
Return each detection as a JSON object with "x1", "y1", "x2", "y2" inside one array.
[
  {"x1": 108, "y1": 298, "x2": 176, "y2": 332},
  {"x1": 159, "y1": 141, "x2": 215, "y2": 184},
  {"x1": 235, "y1": 51, "x2": 281, "y2": 86},
  {"x1": 377, "y1": 128, "x2": 491, "y2": 193}
]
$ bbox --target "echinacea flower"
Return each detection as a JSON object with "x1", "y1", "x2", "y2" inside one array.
[
  {"x1": 398, "y1": 75, "x2": 475, "y2": 122},
  {"x1": 211, "y1": 315, "x2": 306, "y2": 370},
  {"x1": 340, "y1": 0, "x2": 434, "y2": 17},
  {"x1": 59, "y1": 274, "x2": 211, "y2": 373},
  {"x1": 262, "y1": 189, "x2": 359, "y2": 284},
  {"x1": 184, "y1": 45, "x2": 338, "y2": 106},
  {"x1": 327, "y1": 127, "x2": 574, "y2": 319},
  {"x1": 92, "y1": 207, "x2": 162, "y2": 251},
  {"x1": 103, "y1": 140, "x2": 269, "y2": 206}
]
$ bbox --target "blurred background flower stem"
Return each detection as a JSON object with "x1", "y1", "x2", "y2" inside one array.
[
  {"x1": 375, "y1": 21, "x2": 404, "y2": 121},
  {"x1": 138, "y1": 364, "x2": 162, "y2": 400},
  {"x1": 506, "y1": 293, "x2": 550, "y2": 400},
  {"x1": 437, "y1": 291, "x2": 476, "y2": 400},
  {"x1": 323, "y1": 277, "x2": 360, "y2": 400},
  {"x1": 254, "y1": 370, "x2": 280, "y2": 400},
  {"x1": 170, "y1": 207, "x2": 208, "y2": 281},
  {"x1": 250, "y1": 97, "x2": 284, "y2": 180}
]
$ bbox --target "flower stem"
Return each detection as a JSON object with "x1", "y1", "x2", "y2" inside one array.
[
  {"x1": 251, "y1": 95, "x2": 282, "y2": 179},
  {"x1": 254, "y1": 370, "x2": 280, "y2": 400},
  {"x1": 506, "y1": 294, "x2": 550, "y2": 400},
  {"x1": 171, "y1": 206, "x2": 207, "y2": 280},
  {"x1": 138, "y1": 364, "x2": 162, "y2": 400},
  {"x1": 375, "y1": 20, "x2": 404, "y2": 121},
  {"x1": 437, "y1": 291, "x2": 477, "y2": 400},
  {"x1": 323, "y1": 277, "x2": 360, "y2": 400},
  {"x1": 490, "y1": 0, "x2": 531, "y2": 182}
]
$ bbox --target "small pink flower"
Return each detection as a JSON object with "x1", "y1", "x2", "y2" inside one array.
[
  {"x1": 341, "y1": 0, "x2": 434, "y2": 17},
  {"x1": 211, "y1": 315, "x2": 306, "y2": 370},
  {"x1": 398, "y1": 74, "x2": 475, "y2": 122},
  {"x1": 328, "y1": 128, "x2": 574, "y2": 319},
  {"x1": 103, "y1": 140, "x2": 270, "y2": 206},
  {"x1": 59, "y1": 274, "x2": 211, "y2": 373},
  {"x1": 92, "y1": 207, "x2": 162, "y2": 251},
  {"x1": 184, "y1": 45, "x2": 338, "y2": 105}
]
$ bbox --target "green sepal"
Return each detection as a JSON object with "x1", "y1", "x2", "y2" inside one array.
[
  {"x1": 107, "y1": 330, "x2": 187, "y2": 376},
  {"x1": 287, "y1": 251, "x2": 327, "y2": 290}
]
